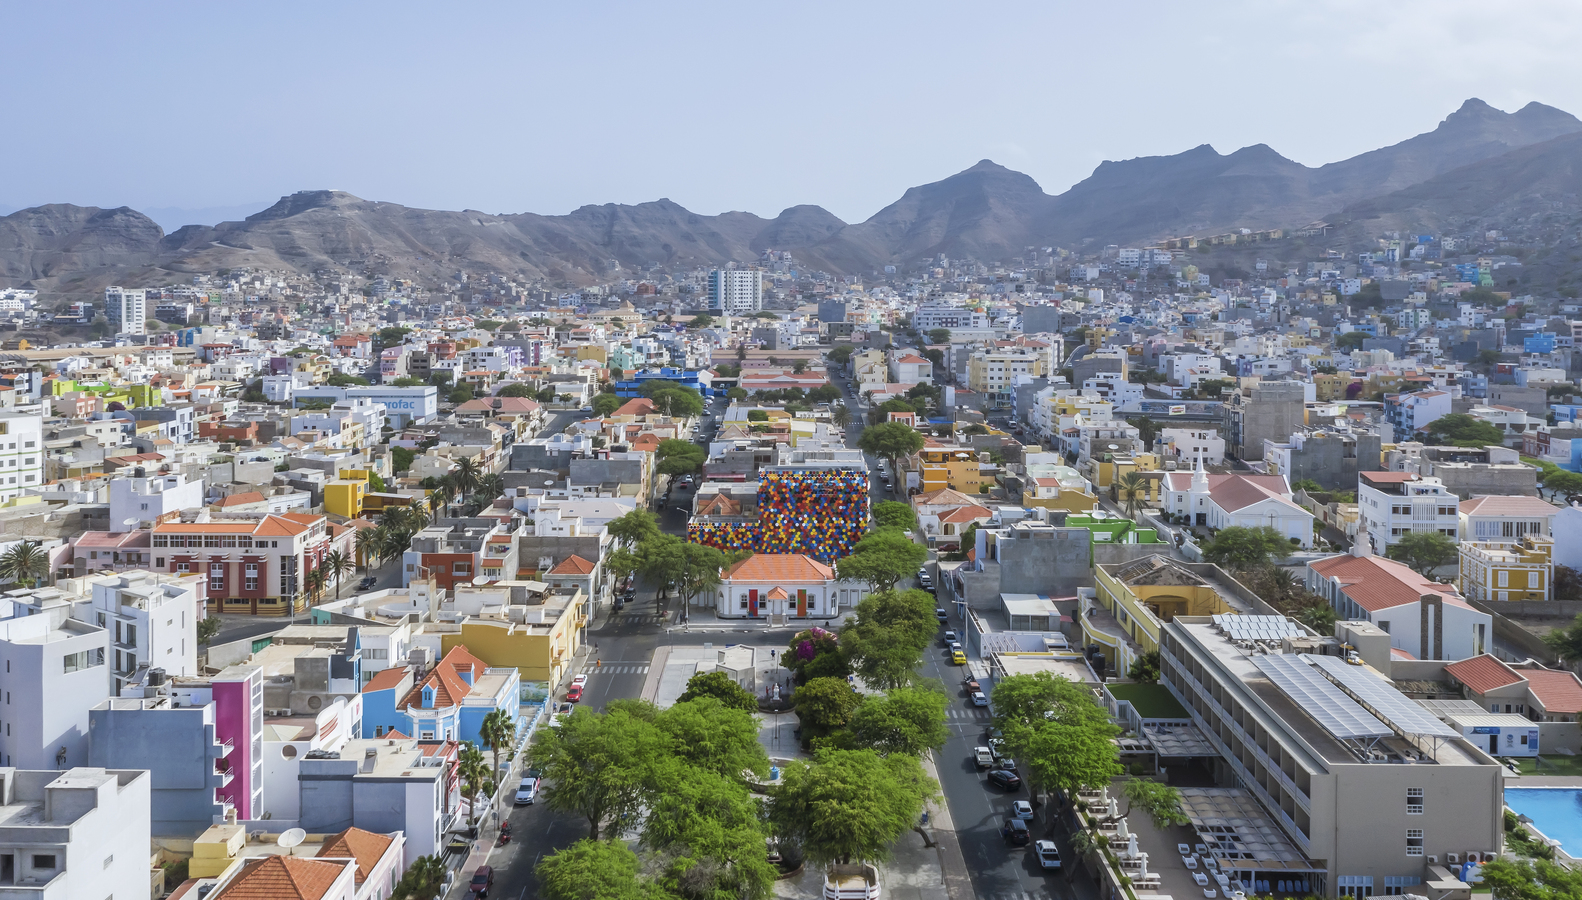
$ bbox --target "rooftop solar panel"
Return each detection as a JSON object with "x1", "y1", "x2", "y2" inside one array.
[
  {"x1": 1252, "y1": 654, "x2": 1393, "y2": 742},
  {"x1": 1303, "y1": 654, "x2": 1460, "y2": 739}
]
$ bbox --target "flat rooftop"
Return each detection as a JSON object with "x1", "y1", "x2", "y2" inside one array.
[{"x1": 1175, "y1": 618, "x2": 1485, "y2": 768}]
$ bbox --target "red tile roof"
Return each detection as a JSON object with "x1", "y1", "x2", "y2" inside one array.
[
  {"x1": 1308, "y1": 553, "x2": 1462, "y2": 612},
  {"x1": 1459, "y1": 495, "x2": 1558, "y2": 518},
  {"x1": 316, "y1": 827, "x2": 395, "y2": 884},
  {"x1": 548, "y1": 555, "x2": 595, "y2": 576},
  {"x1": 399, "y1": 645, "x2": 487, "y2": 711},
  {"x1": 212, "y1": 855, "x2": 348, "y2": 900},
  {"x1": 1443, "y1": 655, "x2": 1525, "y2": 695},
  {"x1": 722, "y1": 553, "x2": 836, "y2": 583},
  {"x1": 362, "y1": 667, "x2": 410, "y2": 694},
  {"x1": 1523, "y1": 669, "x2": 1582, "y2": 715}
]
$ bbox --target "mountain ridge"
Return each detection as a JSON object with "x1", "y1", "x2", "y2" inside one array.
[{"x1": 2, "y1": 98, "x2": 1579, "y2": 293}]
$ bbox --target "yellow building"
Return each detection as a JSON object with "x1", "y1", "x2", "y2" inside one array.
[
  {"x1": 324, "y1": 478, "x2": 367, "y2": 519},
  {"x1": 1023, "y1": 466, "x2": 1098, "y2": 514},
  {"x1": 1082, "y1": 555, "x2": 1252, "y2": 676},
  {"x1": 966, "y1": 347, "x2": 1050, "y2": 401},
  {"x1": 574, "y1": 344, "x2": 608, "y2": 364},
  {"x1": 1459, "y1": 534, "x2": 1553, "y2": 603},
  {"x1": 908, "y1": 443, "x2": 998, "y2": 494},
  {"x1": 1082, "y1": 452, "x2": 1161, "y2": 492},
  {"x1": 437, "y1": 587, "x2": 585, "y2": 689}
]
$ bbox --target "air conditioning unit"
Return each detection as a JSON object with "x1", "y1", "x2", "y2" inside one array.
[
  {"x1": 1444, "y1": 853, "x2": 1459, "y2": 864},
  {"x1": 1468, "y1": 851, "x2": 1482, "y2": 863},
  {"x1": 1426, "y1": 855, "x2": 1438, "y2": 864}
]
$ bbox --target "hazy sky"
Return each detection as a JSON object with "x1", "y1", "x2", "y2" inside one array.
[{"x1": 7, "y1": 0, "x2": 1582, "y2": 229}]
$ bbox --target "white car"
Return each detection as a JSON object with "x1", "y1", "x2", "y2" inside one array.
[
  {"x1": 514, "y1": 776, "x2": 538, "y2": 805},
  {"x1": 970, "y1": 691, "x2": 989, "y2": 707},
  {"x1": 1013, "y1": 800, "x2": 1034, "y2": 820},
  {"x1": 572, "y1": 673, "x2": 588, "y2": 687},
  {"x1": 1035, "y1": 840, "x2": 1061, "y2": 869}
]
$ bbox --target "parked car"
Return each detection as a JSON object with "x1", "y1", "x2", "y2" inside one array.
[
  {"x1": 941, "y1": 630, "x2": 957, "y2": 645},
  {"x1": 963, "y1": 676, "x2": 981, "y2": 693},
  {"x1": 987, "y1": 768, "x2": 1022, "y2": 790},
  {"x1": 1000, "y1": 818, "x2": 1031, "y2": 845},
  {"x1": 970, "y1": 691, "x2": 988, "y2": 707},
  {"x1": 566, "y1": 684, "x2": 584, "y2": 702},
  {"x1": 948, "y1": 641, "x2": 963, "y2": 655},
  {"x1": 358, "y1": 576, "x2": 377, "y2": 590},
  {"x1": 467, "y1": 865, "x2": 494, "y2": 898},
  {"x1": 936, "y1": 608, "x2": 949, "y2": 623},
  {"x1": 1012, "y1": 800, "x2": 1034, "y2": 820},
  {"x1": 515, "y1": 776, "x2": 538, "y2": 805},
  {"x1": 1035, "y1": 840, "x2": 1062, "y2": 869},
  {"x1": 973, "y1": 746, "x2": 995, "y2": 769},
  {"x1": 572, "y1": 674, "x2": 588, "y2": 688},
  {"x1": 950, "y1": 649, "x2": 967, "y2": 665}
]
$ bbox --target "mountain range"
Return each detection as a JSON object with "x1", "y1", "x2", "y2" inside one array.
[{"x1": 4, "y1": 98, "x2": 1582, "y2": 295}]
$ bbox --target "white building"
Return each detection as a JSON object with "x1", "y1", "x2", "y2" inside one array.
[
  {"x1": 1458, "y1": 495, "x2": 1557, "y2": 542},
  {"x1": 705, "y1": 269, "x2": 763, "y2": 316},
  {"x1": 261, "y1": 374, "x2": 300, "y2": 404},
  {"x1": 0, "y1": 767, "x2": 151, "y2": 898},
  {"x1": 912, "y1": 304, "x2": 989, "y2": 332},
  {"x1": 711, "y1": 554, "x2": 861, "y2": 620},
  {"x1": 104, "y1": 286, "x2": 147, "y2": 335},
  {"x1": 73, "y1": 571, "x2": 203, "y2": 694},
  {"x1": 1161, "y1": 465, "x2": 1314, "y2": 547},
  {"x1": 109, "y1": 470, "x2": 205, "y2": 532},
  {"x1": 1357, "y1": 472, "x2": 1461, "y2": 553},
  {"x1": 1307, "y1": 546, "x2": 1491, "y2": 661},
  {"x1": 0, "y1": 608, "x2": 109, "y2": 768},
  {"x1": 1157, "y1": 428, "x2": 1226, "y2": 466},
  {"x1": 0, "y1": 410, "x2": 43, "y2": 502}
]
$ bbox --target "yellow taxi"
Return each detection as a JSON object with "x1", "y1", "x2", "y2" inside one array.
[{"x1": 951, "y1": 649, "x2": 967, "y2": 665}]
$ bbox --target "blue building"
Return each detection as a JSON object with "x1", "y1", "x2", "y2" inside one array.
[
  {"x1": 362, "y1": 645, "x2": 519, "y2": 745},
  {"x1": 613, "y1": 367, "x2": 717, "y2": 398},
  {"x1": 1524, "y1": 332, "x2": 1558, "y2": 354}
]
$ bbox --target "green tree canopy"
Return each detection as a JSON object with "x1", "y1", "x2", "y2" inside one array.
[
  {"x1": 528, "y1": 704, "x2": 668, "y2": 839},
  {"x1": 1424, "y1": 413, "x2": 1503, "y2": 448},
  {"x1": 747, "y1": 410, "x2": 769, "y2": 422},
  {"x1": 1335, "y1": 331, "x2": 1367, "y2": 350},
  {"x1": 846, "y1": 685, "x2": 948, "y2": 757},
  {"x1": 535, "y1": 839, "x2": 652, "y2": 900},
  {"x1": 657, "y1": 697, "x2": 769, "y2": 779},
  {"x1": 1476, "y1": 855, "x2": 1582, "y2": 900},
  {"x1": 840, "y1": 589, "x2": 937, "y2": 689},
  {"x1": 326, "y1": 373, "x2": 370, "y2": 387},
  {"x1": 926, "y1": 328, "x2": 951, "y2": 344},
  {"x1": 639, "y1": 380, "x2": 705, "y2": 418},
  {"x1": 607, "y1": 508, "x2": 660, "y2": 547},
  {"x1": 808, "y1": 385, "x2": 842, "y2": 404},
  {"x1": 676, "y1": 670, "x2": 759, "y2": 712},
  {"x1": 688, "y1": 313, "x2": 715, "y2": 329},
  {"x1": 641, "y1": 765, "x2": 775, "y2": 900},
  {"x1": 836, "y1": 529, "x2": 928, "y2": 593},
  {"x1": 390, "y1": 376, "x2": 424, "y2": 387},
  {"x1": 857, "y1": 421, "x2": 925, "y2": 471},
  {"x1": 1121, "y1": 778, "x2": 1189, "y2": 829},
  {"x1": 871, "y1": 500, "x2": 918, "y2": 531},
  {"x1": 1200, "y1": 525, "x2": 1290, "y2": 570},
  {"x1": 991, "y1": 672, "x2": 1122, "y2": 800},
  {"x1": 769, "y1": 748, "x2": 937, "y2": 867},
  {"x1": 793, "y1": 677, "x2": 864, "y2": 746},
  {"x1": 827, "y1": 344, "x2": 856, "y2": 365},
  {"x1": 1542, "y1": 469, "x2": 1582, "y2": 501},
  {"x1": 655, "y1": 439, "x2": 706, "y2": 476},
  {"x1": 1385, "y1": 531, "x2": 1458, "y2": 575},
  {"x1": 497, "y1": 382, "x2": 536, "y2": 397},
  {"x1": 390, "y1": 445, "x2": 415, "y2": 473},
  {"x1": 1291, "y1": 478, "x2": 1322, "y2": 493},
  {"x1": 448, "y1": 385, "x2": 475, "y2": 404},
  {"x1": 784, "y1": 626, "x2": 849, "y2": 685}
]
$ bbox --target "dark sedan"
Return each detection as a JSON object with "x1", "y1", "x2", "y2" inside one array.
[{"x1": 987, "y1": 768, "x2": 1022, "y2": 790}]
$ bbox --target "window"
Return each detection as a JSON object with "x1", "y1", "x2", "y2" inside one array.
[
  {"x1": 245, "y1": 563, "x2": 258, "y2": 592},
  {"x1": 1498, "y1": 571, "x2": 1509, "y2": 588},
  {"x1": 155, "y1": 557, "x2": 164, "y2": 568},
  {"x1": 1405, "y1": 829, "x2": 1423, "y2": 856},
  {"x1": 31, "y1": 854, "x2": 55, "y2": 870},
  {"x1": 1406, "y1": 787, "x2": 1423, "y2": 815},
  {"x1": 1382, "y1": 876, "x2": 1422, "y2": 895},
  {"x1": 1529, "y1": 572, "x2": 1540, "y2": 589},
  {"x1": 1337, "y1": 876, "x2": 1374, "y2": 898},
  {"x1": 210, "y1": 562, "x2": 225, "y2": 592},
  {"x1": 176, "y1": 563, "x2": 190, "y2": 574}
]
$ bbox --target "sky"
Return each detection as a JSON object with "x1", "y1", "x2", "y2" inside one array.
[{"x1": 6, "y1": 0, "x2": 1582, "y2": 230}]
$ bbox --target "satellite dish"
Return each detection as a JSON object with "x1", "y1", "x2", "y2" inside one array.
[
  {"x1": 123, "y1": 518, "x2": 141, "y2": 527},
  {"x1": 1107, "y1": 444, "x2": 1119, "y2": 450},
  {"x1": 472, "y1": 575, "x2": 489, "y2": 586},
  {"x1": 277, "y1": 827, "x2": 307, "y2": 855}
]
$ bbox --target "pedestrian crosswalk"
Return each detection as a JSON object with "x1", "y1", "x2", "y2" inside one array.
[
  {"x1": 619, "y1": 614, "x2": 669, "y2": 625},
  {"x1": 946, "y1": 706, "x2": 992, "y2": 721},
  {"x1": 979, "y1": 890, "x2": 1061, "y2": 900},
  {"x1": 590, "y1": 664, "x2": 649, "y2": 675}
]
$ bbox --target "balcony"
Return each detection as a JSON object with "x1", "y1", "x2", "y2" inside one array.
[
  {"x1": 209, "y1": 736, "x2": 235, "y2": 759},
  {"x1": 209, "y1": 761, "x2": 234, "y2": 789}
]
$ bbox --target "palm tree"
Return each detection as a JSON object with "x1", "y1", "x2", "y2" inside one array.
[
  {"x1": 323, "y1": 549, "x2": 355, "y2": 600},
  {"x1": 458, "y1": 742, "x2": 495, "y2": 830},
  {"x1": 391, "y1": 855, "x2": 446, "y2": 899},
  {"x1": 477, "y1": 474, "x2": 505, "y2": 506},
  {"x1": 354, "y1": 527, "x2": 381, "y2": 572},
  {"x1": 1067, "y1": 829, "x2": 1103, "y2": 882},
  {"x1": 453, "y1": 457, "x2": 482, "y2": 507},
  {"x1": 0, "y1": 541, "x2": 48, "y2": 589},
  {"x1": 832, "y1": 405, "x2": 852, "y2": 429},
  {"x1": 479, "y1": 709, "x2": 517, "y2": 814},
  {"x1": 378, "y1": 527, "x2": 412, "y2": 566},
  {"x1": 1117, "y1": 472, "x2": 1148, "y2": 519}
]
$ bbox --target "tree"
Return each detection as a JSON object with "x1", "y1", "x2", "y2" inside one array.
[
  {"x1": 1127, "y1": 416, "x2": 1160, "y2": 449},
  {"x1": 326, "y1": 373, "x2": 370, "y2": 387},
  {"x1": 655, "y1": 439, "x2": 705, "y2": 476},
  {"x1": 1291, "y1": 478, "x2": 1322, "y2": 494},
  {"x1": 607, "y1": 509, "x2": 661, "y2": 548},
  {"x1": 391, "y1": 376, "x2": 423, "y2": 387},
  {"x1": 1554, "y1": 564, "x2": 1582, "y2": 603},
  {"x1": 840, "y1": 589, "x2": 937, "y2": 689},
  {"x1": 1542, "y1": 469, "x2": 1582, "y2": 501},
  {"x1": 792, "y1": 359, "x2": 809, "y2": 374},
  {"x1": 676, "y1": 671, "x2": 759, "y2": 712},
  {"x1": 827, "y1": 344, "x2": 856, "y2": 365},
  {"x1": 640, "y1": 767, "x2": 775, "y2": 900},
  {"x1": 1120, "y1": 778, "x2": 1189, "y2": 829},
  {"x1": 1424, "y1": 413, "x2": 1503, "y2": 448},
  {"x1": 926, "y1": 328, "x2": 951, "y2": 344},
  {"x1": 196, "y1": 616, "x2": 222, "y2": 646},
  {"x1": 591, "y1": 392, "x2": 624, "y2": 417},
  {"x1": 323, "y1": 549, "x2": 355, "y2": 600},
  {"x1": 656, "y1": 697, "x2": 769, "y2": 779},
  {"x1": 453, "y1": 455, "x2": 482, "y2": 506},
  {"x1": 793, "y1": 677, "x2": 864, "y2": 746},
  {"x1": 390, "y1": 854, "x2": 448, "y2": 900},
  {"x1": 529, "y1": 705, "x2": 667, "y2": 839},
  {"x1": 355, "y1": 527, "x2": 383, "y2": 571},
  {"x1": 1200, "y1": 526, "x2": 1290, "y2": 570},
  {"x1": 784, "y1": 626, "x2": 849, "y2": 685},
  {"x1": 832, "y1": 405, "x2": 852, "y2": 428},
  {"x1": 991, "y1": 673, "x2": 1122, "y2": 801},
  {"x1": 390, "y1": 445, "x2": 414, "y2": 474},
  {"x1": 857, "y1": 422, "x2": 925, "y2": 479},
  {"x1": 1126, "y1": 651, "x2": 1160, "y2": 684},
  {"x1": 305, "y1": 568, "x2": 327, "y2": 606},
  {"x1": 535, "y1": 840, "x2": 650, "y2": 900},
  {"x1": 1116, "y1": 472, "x2": 1148, "y2": 518},
  {"x1": 0, "y1": 541, "x2": 48, "y2": 588},
  {"x1": 836, "y1": 529, "x2": 928, "y2": 593},
  {"x1": 1385, "y1": 531, "x2": 1458, "y2": 576},
  {"x1": 727, "y1": 386, "x2": 748, "y2": 401},
  {"x1": 457, "y1": 742, "x2": 496, "y2": 830},
  {"x1": 497, "y1": 382, "x2": 536, "y2": 398},
  {"x1": 479, "y1": 709, "x2": 517, "y2": 813},
  {"x1": 689, "y1": 313, "x2": 715, "y2": 329},
  {"x1": 1335, "y1": 331, "x2": 1367, "y2": 350},
  {"x1": 769, "y1": 748, "x2": 937, "y2": 867},
  {"x1": 808, "y1": 385, "x2": 842, "y2": 404},
  {"x1": 1477, "y1": 855, "x2": 1582, "y2": 900},
  {"x1": 846, "y1": 685, "x2": 949, "y2": 757},
  {"x1": 448, "y1": 385, "x2": 475, "y2": 404},
  {"x1": 871, "y1": 500, "x2": 918, "y2": 531}
]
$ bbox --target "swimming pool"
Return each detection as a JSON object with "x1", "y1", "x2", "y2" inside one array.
[{"x1": 1506, "y1": 788, "x2": 1582, "y2": 856}]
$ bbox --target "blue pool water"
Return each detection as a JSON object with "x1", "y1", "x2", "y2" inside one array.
[{"x1": 1506, "y1": 788, "x2": 1582, "y2": 856}]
